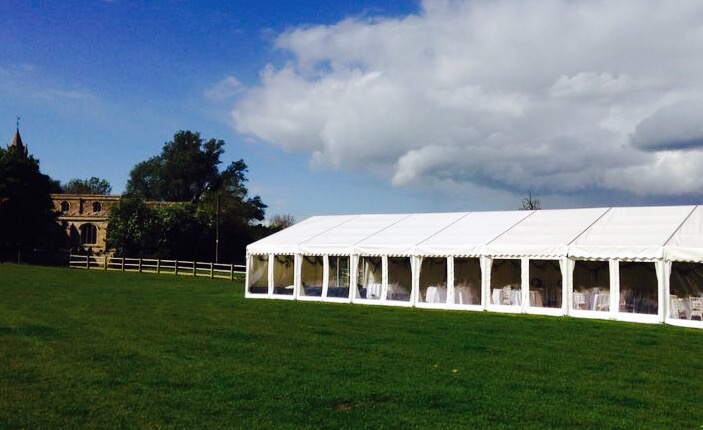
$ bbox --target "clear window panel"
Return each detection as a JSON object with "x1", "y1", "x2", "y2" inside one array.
[
  {"x1": 248, "y1": 255, "x2": 269, "y2": 294},
  {"x1": 528, "y1": 260, "x2": 562, "y2": 308},
  {"x1": 272, "y1": 255, "x2": 295, "y2": 295},
  {"x1": 327, "y1": 256, "x2": 350, "y2": 298},
  {"x1": 670, "y1": 262, "x2": 703, "y2": 320},
  {"x1": 490, "y1": 259, "x2": 521, "y2": 306},
  {"x1": 454, "y1": 258, "x2": 481, "y2": 305},
  {"x1": 420, "y1": 258, "x2": 447, "y2": 304},
  {"x1": 573, "y1": 260, "x2": 610, "y2": 311},
  {"x1": 300, "y1": 256, "x2": 324, "y2": 297},
  {"x1": 357, "y1": 256, "x2": 383, "y2": 300},
  {"x1": 619, "y1": 262, "x2": 658, "y2": 315},
  {"x1": 387, "y1": 257, "x2": 412, "y2": 301}
]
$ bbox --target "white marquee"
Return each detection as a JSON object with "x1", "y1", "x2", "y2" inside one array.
[{"x1": 246, "y1": 206, "x2": 703, "y2": 328}]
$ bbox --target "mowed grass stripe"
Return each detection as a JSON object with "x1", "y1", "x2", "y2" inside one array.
[{"x1": 0, "y1": 263, "x2": 701, "y2": 429}]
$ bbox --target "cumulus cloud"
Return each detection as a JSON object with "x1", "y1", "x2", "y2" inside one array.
[
  {"x1": 232, "y1": 0, "x2": 703, "y2": 202},
  {"x1": 631, "y1": 100, "x2": 703, "y2": 151}
]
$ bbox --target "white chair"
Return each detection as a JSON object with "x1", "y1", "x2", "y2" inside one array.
[
  {"x1": 593, "y1": 292, "x2": 610, "y2": 312},
  {"x1": 690, "y1": 297, "x2": 703, "y2": 321},
  {"x1": 454, "y1": 286, "x2": 472, "y2": 305},
  {"x1": 669, "y1": 295, "x2": 683, "y2": 319},
  {"x1": 529, "y1": 290, "x2": 543, "y2": 307},
  {"x1": 502, "y1": 286, "x2": 513, "y2": 305},
  {"x1": 573, "y1": 292, "x2": 588, "y2": 310},
  {"x1": 492, "y1": 288, "x2": 502, "y2": 305}
]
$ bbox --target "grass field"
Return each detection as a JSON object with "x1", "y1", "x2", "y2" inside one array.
[{"x1": 1, "y1": 263, "x2": 702, "y2": 429}]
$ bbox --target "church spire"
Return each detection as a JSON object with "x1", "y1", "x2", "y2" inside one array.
[{"x1": 8, "y1": 117, "x2": 28, "y2": 156}]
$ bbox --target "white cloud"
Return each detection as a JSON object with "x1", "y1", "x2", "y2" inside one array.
[
  {"x1": 38, "y1": 89, "x2": 97, "y2": 101},
  {"x1": 232, "y1": 0, "x2": 703, "y2": 203},
  {"x1": 204, "y1": 76, "x2": 243, "y2": 101}
]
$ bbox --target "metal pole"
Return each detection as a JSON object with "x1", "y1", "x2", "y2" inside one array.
[{"x1": 215, "y1": 193, "x2": 220, "y2": 263}]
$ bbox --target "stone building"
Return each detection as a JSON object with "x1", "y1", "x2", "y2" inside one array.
[
  {"x1": 51, "y1": 194, "x2": 121, "y2": 253},
  {"x1": 6, "y1": 126, "x2": 171, "y2": 254}
]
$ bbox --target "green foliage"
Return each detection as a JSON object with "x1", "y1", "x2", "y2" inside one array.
[
  {"x1": 0, "y1": 147, "x2": 58, "y2": 252},
  {"x1": 1, "y1": 264, "x2": 703, "y2": 429},
  {"x1": 106, "y1": 196, "x2": 160, "y2": 257},
  {"x1": 107, "y1": 195, "x2": 258, "y2": 261},
  {"x1": 61, "y1": 177, "x2": 112, "y2": 195},
  {"x1": 117, "y1": 130, "x2": 268, "y2": 261},
  {"x1": 127, "y1": 130, "x2": 223, "y2": 203}
]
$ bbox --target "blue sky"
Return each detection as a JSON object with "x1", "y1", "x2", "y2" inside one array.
[{"x1": 3, "y1": 0, "x2": 703, "y2": 221}]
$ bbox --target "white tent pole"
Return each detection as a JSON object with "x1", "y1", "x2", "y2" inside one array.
[
  {"x1": 294, "y1": 254, "x2": 301, "y2": 299},
  {"x1": 267, "y1": 254, "x2": 274, "y2": 297},
  {"x1": 381, "y1": 256, "x2": 388, "y2": 303},
  {"x1": 447, "y1": 257, "x2": 454, "y2": 306},
  {"x1": 609, "y1": 260, "x2": 619, "y2": 319},
  {"x1": 411, "y1": 256, "x2": 420, "y2": 306},
  {"x1": 656, "y1": 260, "x2": 667, "y2": 323},
  {"x1": 560, "y1": 258, "x2": 571, "y2": 316},
  {"x1": 350, "y1": 255, "x2": 359, "y2": 303},
  {"x1": 322, "y1": 255, "x2": 329, "y2": 299},
  {"x1": 481, "y1": 256, "x2": 492, "y2": 310},
  {"x1": 521, "y1": 257, "x2": 529, "y2": 312}
]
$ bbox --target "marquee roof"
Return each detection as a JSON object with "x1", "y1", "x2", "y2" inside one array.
[{"x1": 247, "y1": 205, "x2": 703, "y2": 261}]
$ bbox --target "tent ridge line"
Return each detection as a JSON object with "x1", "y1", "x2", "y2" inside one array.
[
  {"x1": 566, "y1": 206, "x2": 613, "y2": 246},
  {"x1": 663, "y1": 205, "x2": 698, "y2": 246},
  {"x1": 415, "y1": 211, "x2": 473, "y2": 247},
  {"x1": 298, "y1": 215, "x2": 359, "y2": 247},
  {"x1": 351, "y1": 213, "x2": 415, "y2": 248},
  {"x1": 484, "y1": 210, "x2": 536, "y2": 246}
]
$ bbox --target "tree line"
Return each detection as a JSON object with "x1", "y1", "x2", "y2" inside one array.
[
  {"x1": 2, "y1": 128, "x2": 540, "y2": 262},
  {"x1": 0, "y1": 130, "x2": 292, "y2": 262}
]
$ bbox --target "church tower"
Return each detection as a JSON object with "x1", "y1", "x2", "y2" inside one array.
[{"x1": 7, "y1": 118, "x2": 28, "y2": 157}]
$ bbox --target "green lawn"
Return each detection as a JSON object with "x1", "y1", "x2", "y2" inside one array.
[{"x1": 1, "y1": 263, "x2": 702, "y2": 429}]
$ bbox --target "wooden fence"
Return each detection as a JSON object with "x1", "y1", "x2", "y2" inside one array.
[{"x1": 69, "y1": 254, "x2": 245, "y2": 280}]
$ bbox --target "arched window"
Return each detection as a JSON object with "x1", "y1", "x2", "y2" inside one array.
[
  {"x1": 60, "y1": 201, "x2": 70, "y2": 212},
  {"x1": 92, "y1": 201, "x2": 102, "y2": 212},
  {"x1": 80, "y1": 224, "x2": 98, "y2": 245}
]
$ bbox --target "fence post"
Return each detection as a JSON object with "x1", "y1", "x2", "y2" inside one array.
[
  {"x1": 121, "y1": 257, "x2": 125, "y2": 271},
  {"x1": 230, "y1": 264, "x2": 234, "y2": 281},
  {"x1": 192, "y1": 262, "x2": 196, "y2": 277},
  {"x1": 104, "y1": 256, "x2": 107, "y2": 270},
  {"x1": 86, "y1": 255, "x2": 90, "y2": 269},
  {"x1": 157, "y1": 259, "x2": 160, "y2": 274},
  {"x1": 138, "y1": 258, "x2": 142, "y2": 273},
  {"x1": 175, "y1": 260, "x2": 178, "y2": 275},
  {"x1": 210, "y1": 262, "x2": 214, "y2": 279}
]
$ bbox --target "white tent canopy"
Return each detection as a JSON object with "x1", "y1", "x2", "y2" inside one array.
[{"x1": 246, "y1": 206, "x2": 703, "y2": 328}]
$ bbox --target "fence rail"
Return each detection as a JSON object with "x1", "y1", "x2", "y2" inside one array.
[{"x1": 69, "y1": 254, "x2": 245, "y2": 280}]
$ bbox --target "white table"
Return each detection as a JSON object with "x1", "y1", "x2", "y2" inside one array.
[
  {"x1": 425, "y1": 286, "x2": 447, "y2": 303},
  {"x1": 366, "y1": 283, "x2": 382, "y2": 299},
  {"x1": 510, "y1": 290, "x2": 522, "y2": 306}
]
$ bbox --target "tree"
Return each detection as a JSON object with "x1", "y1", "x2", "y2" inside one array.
[
  {"x1": 115, "y1": 130, "x2": 267, "y2": 261},
  {"x1": 0, "y1": 146, "x2": 57, "y2": 254},
  {"x1": 62, "y1": 177, "x2": 112, "y2": 194},
  {"x1": 269, "y1": 214, "x2": 296, "y2": 230},
  {"x1": 106, "y1": 196, "x2": 159, "y2": 257},
  {"x1": 520, "y1": 192, "x2": 542, "y2": 210},
  {"x1": 127, "y1": 130, "x2": 223, "y2": 202}
]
